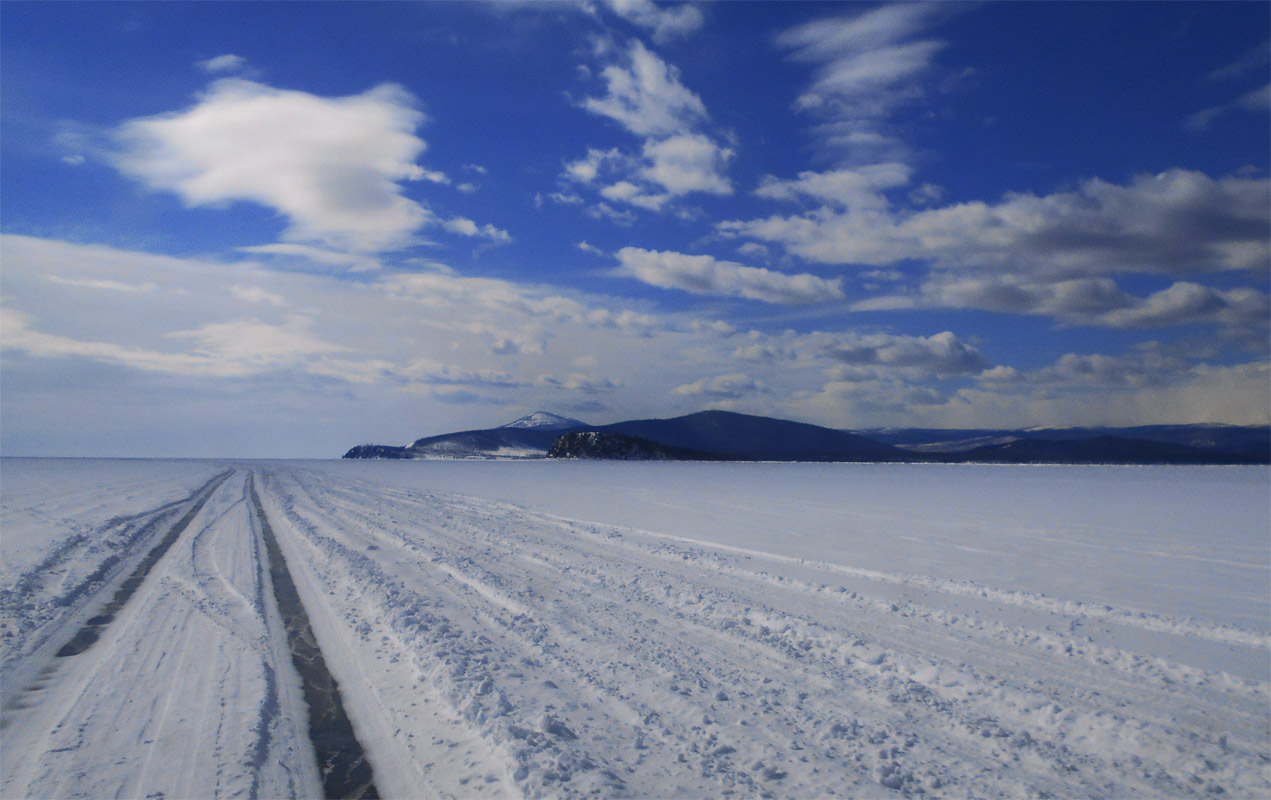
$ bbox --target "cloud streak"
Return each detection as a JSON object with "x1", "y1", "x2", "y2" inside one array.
[{"x1": 615, "y1": 247, "x2": 845, "y2": 305}]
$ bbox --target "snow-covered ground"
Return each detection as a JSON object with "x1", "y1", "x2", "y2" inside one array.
[{"x1": 2, "y1": 458, "x2": 1268, "y2": 798}]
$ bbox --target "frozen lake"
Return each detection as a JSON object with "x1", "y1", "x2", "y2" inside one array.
[
  {"x1": 307, "y1": 459, "x2": 1271, "y2": 634},
  {"x1": 2, "y1": 458, "x2": 1268, "y2": 798}
]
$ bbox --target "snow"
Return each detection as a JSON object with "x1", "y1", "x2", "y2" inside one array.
[
  {"x1": 3, "y1": 458, "x2": 1268, "y2": 799},
  {"x1": 500, "y1": 411, "x2": 585, "y2": 430}
]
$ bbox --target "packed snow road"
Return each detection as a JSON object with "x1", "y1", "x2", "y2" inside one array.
[{"x1": 1, "y1": 459, "x2": 1267, "y2": 799}]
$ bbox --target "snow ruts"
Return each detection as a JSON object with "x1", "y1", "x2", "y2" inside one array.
[
  {"x1": 248, "y1": 475, "x2": 380, "y2": 799},
  {"x1": 2, "y1": 462, "x2": 1267, "y2": 799},
  {"x1": 1, "y1": 470, "x2": 321, "y2": 799},
  {"x1": 261, "y1": 465, "x2": 1271, "y2": 799}
]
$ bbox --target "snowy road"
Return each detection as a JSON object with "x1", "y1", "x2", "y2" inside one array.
[{"x1": 2, "y1": 460, "x2": 1268, "y2": 798}]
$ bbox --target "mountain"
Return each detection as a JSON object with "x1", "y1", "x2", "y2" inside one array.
[
  {"x1": 344, "y1": 412, "x2": 1269, "y2": 464},
  {"x1": 547, "y1": 432, "x2": 718, "y2": 461},
  {"x1": 342, "y1": 444, "x2": 412, "y2": 459},
  {"x1": 590, "y1": 410, "x2": 904, "y2": 461},
  {"x1": 956, "y1": 435, "x2": 1269, "y2": 465},
  {"x1": 401, "y1": 427, "x2": 560, "y2": 459},
  {"x1": 501, "y1": 411, "x2": 586, "y2": 430},
  {"x1": 862, "y1": 424, "x2": 1270, "y2": 461}
]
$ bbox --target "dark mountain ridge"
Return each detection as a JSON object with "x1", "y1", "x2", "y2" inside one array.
[{"x1": 343, "y1": 411, "x2": 1269, "y2": 465}]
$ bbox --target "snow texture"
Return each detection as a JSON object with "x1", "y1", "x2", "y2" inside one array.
[{"x1": 2, "y1": 458, "x2": 1268, "y2": 799}]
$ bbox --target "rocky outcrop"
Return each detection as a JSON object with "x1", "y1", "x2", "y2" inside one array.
[
  {"x1": 342, "y1": 444, "x2": 411, "y2": 459},
  {"x1": 547, "y1": 432, "x2": 715, "y2": 461}
]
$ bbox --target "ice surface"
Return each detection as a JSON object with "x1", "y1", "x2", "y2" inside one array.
[{"x1": 2, "y1": 459, "x2": 1267, "y2": 799}]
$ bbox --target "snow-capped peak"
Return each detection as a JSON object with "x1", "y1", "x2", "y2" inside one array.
[{"x1": 500, "y1": 411, "x2": 586, "y2": 430}]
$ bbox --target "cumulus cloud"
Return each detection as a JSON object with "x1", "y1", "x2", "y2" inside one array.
[
  {"x1": 537, "y1": 373, "x2": 621, "y2": 394},
  {"x1": 568, "y1": 41, "x2": 732, "y2": 214},
  {"x1": 728, "y1": 169, "x2": 1271, "y2": 279},
  {"x1": 581, "y1": 40, "x2": 708, "y2": 137},
  {"x1": 855, "y1": 275, "x2": 1269, "y2": 338},
  {"x1": 1096, "y1": 282, "x2": 1269, "y2": 330},
  {"x1": 966, "y1": 346, "x2": 1270, "y2": 425},
  {"x1": 566, "y1": 135, "x2": 733, "y2": 207},
  {"x1": 603, "y1": 0, "x2": 704, "y2": 43},
  {"x1": 755, "y1": 163, "x2": 910, "y2": 210},
  {"x1": 640, "y1": 133, "x2": 733, "y2": 196},
  {"x1": 442, "y1": 217, "x2": 512, "y2": 241},
  {"x1": 822, "y1": 330, "x2": 988, "y2": 375},
  {"x1": 112, "y1": 79, "x2": 435, "y2": 252},
  {"x1": 615, "y1": 247, "x2": 845, "y2": 305},
  {"x1": 5, "y1": 233, "x2": 1266, "y2": 453},
  {"x1": 672, "y1": 372, "x2": 765, "y2": 399}
]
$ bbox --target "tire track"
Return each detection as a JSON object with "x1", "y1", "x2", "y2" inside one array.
[
  {"x1": 248, "y1": 476, "x2": 380, "y2": 800},
  {"x1": 53, "y1": 469, "x2": 234, "y2": 659}
]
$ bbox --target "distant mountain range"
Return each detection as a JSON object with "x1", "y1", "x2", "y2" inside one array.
[{"x1": 343, "y1": 410, "x2": 1269, "y2": 465}]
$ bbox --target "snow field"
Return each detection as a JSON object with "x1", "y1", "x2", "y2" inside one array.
[
  {"x1": 2, "y1": 470, "x2": 319, "y2": 798},
  {"x1": 2, "y1": 459, "x2": 1268, "y2": 798}
]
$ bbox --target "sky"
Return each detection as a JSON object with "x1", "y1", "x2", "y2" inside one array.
[{"x1": 1, "y1": 1, "x2": 1268, "y2": 458}]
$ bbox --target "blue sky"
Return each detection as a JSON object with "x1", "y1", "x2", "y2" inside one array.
[{"x1": 2, "y1": 1, "x2": 1268, "y2": 457}]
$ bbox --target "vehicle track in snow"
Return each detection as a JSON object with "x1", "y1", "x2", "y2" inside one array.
[
  {"x1": 2, "y1": 461, "x2": 1265, "y2": 798},
  {"x1": 264, "y1": 465, "x2": 1271, "y2": 799},
  {"x1": 1, "y1": 471, "x2": 320, "y2": 799},
  {"x1": 249, "y1": 475, "x2": 381, "y2": 800},
  {"x1": 1, "y1": 468, "x2": 233, "y2": 713}
]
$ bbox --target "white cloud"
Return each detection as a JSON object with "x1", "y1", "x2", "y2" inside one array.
[
  {"x1": 168, "y1": 316, "x2": 344, "y2": 367},
  {"x1": 46, "y1": 275, "x2": 158, "y2": 293},
  {"x1": 728, "y1": 169, "x2": 1271, "y2": 279},
  {"x1": 239, "y1": 243, "x2": 382, "y2": 271},
  {"x1": 615, "y1": 247, "x2": 845, "y2": 305},
  {"x1": 3, "y1": 308, "x2": 344, "y2": 379},
  {"x1": 822, "y1": 330, "x2": 989, "y2": 375},
  {"x1": 640, "y1": 133, "x2": 733, "y2": 196},
  {"x1": 563, "y1": 147, "x2": 629, "y2": 184},
  {"x1": 775, "y1": 4, "x2": 947, "y2": 160},
  {"x1": 672, "y1": 372, "x2": 765, "y2": 399},
  {"x1": 230, "y1": 286, "x2": 287, "y2": 306},
  {"x1": 4, "y1": 234, "x2": 1266, "y2": 456},
  {"x1": 566, "y1": 136, "x2": 732, "y2": 211},
  {"x1": 581, "y1": 40, "x2": 708, "y2": 137},
  {"x1": 755, "y1": 163, "x2": 910, "y2": 210},
  {"x1": 1097, "y1": 282, "x2": 1269, "y2": 330},
  {"x1": 577, "y1": 241, "x2": 606, "y2": 256},
  {"x1": 405, "y1": 360, "x2": 528, "y2": 388},
  {"x1": 600, "y1": 180, "x2": 668, "y2": 210},
  {"x1": 966, "y1": 350, "x2": 1271, "y2": 427},
  {"x1": 567, "y1": 41, "x2": 733, "y2": 216},
  {"x1": 1206, "y1": 41, "x2": 1270, "y2": 82},
  {"x1": 442, "y1": 217, "x2": 512, "y2": 241},
  {"x1": 857, "y1": 273, "x2": 1269, "y2": 338},
  {"x1": 537, "y1": 373, "x2": 621, "y2": 394},
  {"x1": 1187, "y1": 83, "x2": 1271, "y2": 131},
  {"x1": 112, "y1": 79, "x2": 435, "y2": 252},
  {"x1": 604, "y1": 0, "x2": 704, "y2": 43},
  {"x1": 198, "y1": 54, "x2": 247, "y2": 74}
]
